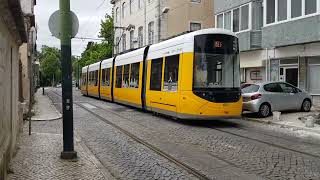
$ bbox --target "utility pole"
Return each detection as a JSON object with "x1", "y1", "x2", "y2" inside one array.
[
  {"x1": 78, "y1": 60, "x2": 80, "y2": 89},
  {"x1": 59, "y1": 0, "x2": 77, "y2": 159}
]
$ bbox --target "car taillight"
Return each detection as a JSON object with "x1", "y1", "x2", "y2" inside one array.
[{"x1": 251, "y1": 94, "x2": 262, "y2": 100}]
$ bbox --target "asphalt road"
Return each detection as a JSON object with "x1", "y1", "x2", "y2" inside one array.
[{"x1": 42, "y1": 87, "x2": 320, "y2": 180}]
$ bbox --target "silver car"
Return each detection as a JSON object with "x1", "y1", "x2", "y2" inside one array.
[{"x1": 242, "y1": 82, "x2": 312, "y2": 117}]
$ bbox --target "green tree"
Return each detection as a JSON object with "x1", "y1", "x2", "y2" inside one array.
[
  {"x1": 78, "y1": 14, "x2": 114, "y2": 68},
  {"x1": 38, "y1": 46, "x2": 61, "y2": 86},
  {"x1": 99, "y1": 14, "x2": 114, "y2": 45}
]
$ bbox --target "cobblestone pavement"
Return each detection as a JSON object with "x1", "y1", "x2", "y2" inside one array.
[
  {"x1": 8, "y1": 124, "x2": 112, "y2": 180},
  {"x1": 47, "y1": 88, "x2": 320, "y2": 180}
]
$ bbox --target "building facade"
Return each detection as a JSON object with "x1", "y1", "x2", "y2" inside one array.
[
  {"x1": 215, "y1": 0, "x2": 320, "y2": 95},
  {"x1": 19, "y1": 0, "x2": 37, "y2": 116},
  {"x1": 111, "y1": 0, "x2": 214, "y2": 54},
  {"x1": 0, "y1": 0, "x2": 28, "y2": 179}
]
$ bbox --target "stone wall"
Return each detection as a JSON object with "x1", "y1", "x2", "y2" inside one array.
[
  {"x1": 19, "y1": 43, "x2": 31, "y2": 114},
  {"x1": 0, "y1": 5, "x2": 24, "y2": 180}
]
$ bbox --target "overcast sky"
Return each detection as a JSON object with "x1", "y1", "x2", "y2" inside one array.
[{"x1": 35, "y1": 0, "x2": 112, "y2": 56}]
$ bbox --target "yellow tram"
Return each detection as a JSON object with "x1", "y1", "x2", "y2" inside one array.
[{"x1": 81, "y1": 28, "x2": 242, "y2": 119}]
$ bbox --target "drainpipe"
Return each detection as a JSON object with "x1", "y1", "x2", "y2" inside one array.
[
  {"x1": 158, "y1": 0, "x2": 161, "y2": 42},
  {"x1": 144, "y1": 0, "x2": 147, "y2": 45},
  {"x1": 265, "y1": 48, "x2": 268, "y2": 81}
]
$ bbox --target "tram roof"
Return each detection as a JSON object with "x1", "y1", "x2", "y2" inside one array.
[
  {"x1": 114, "y1": 47, "x2": 145, "y2": 66},
  {"x1": 82, "y1": 66, "x2": 88, "y2": 73},
  {"x1": 88, "y1": 62, "x2": 100, "y2": 72},
  {"x1": 147, "y1": 28, "x2": 236, "y2": 60},
  {"x1": 84, "y1": 28, "x2": 237, "y2": 69},
  {"x1": 101, "y1": 58, "x2": 113, "y2": 69}
]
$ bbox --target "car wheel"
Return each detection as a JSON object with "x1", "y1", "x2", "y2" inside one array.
[
  {"x1": 258, "y1": 103, "x2": 270, "y2": 118},
  {"x1": 301, "y1": 99, "x2": 311, "y2": 112}
]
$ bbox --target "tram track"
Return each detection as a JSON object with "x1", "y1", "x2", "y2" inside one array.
[
  {"x1": 84, "y1": 96, "x2": 320, "y2": 160},
  {"x1": 92, "y1": 101, "x2": 320, "y2": 160},
  {"x1": 49, "y1": 90, "x2": 211, "y2": 180},
  {"x1": 50, "y1": 89, "x2": 320, "y2": 160},
  {"x1": 48, "y1": 89, "x2": 320, "y2": 179}
]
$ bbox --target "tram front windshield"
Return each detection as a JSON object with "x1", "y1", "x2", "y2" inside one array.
[{"x1": 193, "y1": 34, "x2": 240, "y2": 90}]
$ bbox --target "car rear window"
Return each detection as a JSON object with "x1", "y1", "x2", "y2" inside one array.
[{"x1": 242, "y1": 84, "x2": 260, "y2": 93}]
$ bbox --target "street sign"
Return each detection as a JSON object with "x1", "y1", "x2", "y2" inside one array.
[{"x1": 48, "y1": 10, "x2": 79, "y2": 39}]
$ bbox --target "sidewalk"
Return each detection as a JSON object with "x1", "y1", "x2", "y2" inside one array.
[
  {"x1": 31, "y1": 89, "x2": 62, "y2": 121},
  {"x1": 8, "y1": 89, "x2": 115, "y2": 180},
  {"x1": 243, "y1": 98, "x2": 320, "y2": 136}
]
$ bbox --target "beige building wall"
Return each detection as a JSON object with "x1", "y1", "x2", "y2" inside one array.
[
  {"x1": 163, "y1": 0, "x2": 214, "y2": 40},
  {"x1": 19, "y1": 43, "x2": 30, "y2": 112},
  {"x1": 0, "y1": 9, "x2": 24, "y2": 179},
  {"x1": 112, "y1": 0, "x2": 214, "y2": 54}
]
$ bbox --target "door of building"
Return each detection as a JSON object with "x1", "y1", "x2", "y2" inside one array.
[
  {"x1": 279, "y1": 67, "x2": 298, "y2": 87},
  {"x1": 309, "y1": 65, "x2": 320, "y2": 95}
]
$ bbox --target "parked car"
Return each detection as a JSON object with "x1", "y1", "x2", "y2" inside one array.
[
  {"x1": 241, "y1": 83, "x2": 254, "y2": 89},
  {"x1": 242, "y1": 82, "x2": 312, "y2": 117}
]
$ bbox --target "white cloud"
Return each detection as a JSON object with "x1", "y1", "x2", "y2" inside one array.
[{"x1": 35, "y1": 0, "x2": 112, "y2": 56}]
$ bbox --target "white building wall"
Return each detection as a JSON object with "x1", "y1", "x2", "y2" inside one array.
[
  {"x1": 113, "y1": 0, "x2": 159, "y2": 54},
  {"x1": 20, "y1": 0, "x2": 35, "y2": 15}
]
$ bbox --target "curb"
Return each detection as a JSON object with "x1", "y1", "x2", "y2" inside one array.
[
  {"x1": 75, "y1": 137, "x2": 117, "y2": 180},
  {"x1": 243, "y1": 117, "x2": 320, "y2": 135},
  {"x1": 31, "y1": 116, "x2": 62, "y2": 121}
]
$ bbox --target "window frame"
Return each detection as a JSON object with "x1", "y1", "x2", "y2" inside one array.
[
  {"x1": 190, "y1": 0, "x2": 201, "y2": 4},
  {"x1": 130, "y1": 62, "x2": 140, "y2": 88},
  {"x1": 94, "y1": 70, "x2": 99, "y2": 86},
  {"x1": 122, "y1": 33, "x2": 126, "y2": 51},
  {"x1": 130, "y1": 0, "x2": 133, "y2": 14},
  {"x1": 150, "y1": 58, "x2": 163, "y2": 91},
  {"x1": 116, "y1": 66, "x2": 123, "y2": 88},
  {"x1": 101, "y1": 69, "x2": 106, "y2": 86},
  {"x1": 148, "y1": 21, "x2": 154, "y2": 45},
  {"x1": 106, "y1": 68, "x2": 111, "y2": 86},
  {"x1": 130, "y1": 30, "x2": 134, "y2": 49},
  {"x1": 264, "y1": 0, "x2": 320, "y2": 27},
  {"x1": 190, "y1": 22, "x2": 202, "y2": 31},
  {"x1": 122, "y1": 2, "x2": 126, "y2": 18},
  {"x1": 115, "y1": 7, "x2": 119, "y2": 23},
  {"x1": 138, "y1": 26, "x2": 143, "y2": 47},
  {"x1": 163, "y1": 55, "x2": 180, "y2": 92},
  {"x1": 123, "y1": 64, "x2": 130, "y2": 88},
  {"x1": 215, "y1": 2, "x2": 252, "y2": 34}
]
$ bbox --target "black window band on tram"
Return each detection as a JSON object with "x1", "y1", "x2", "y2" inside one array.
[
  {"x1": 194, "y1": 34, "x2": 239, "y2": 55},
  {"x1": 86, "y1": 66, "x2": 89, "y2": 95},
  {"x1": 141, "y1": 46, "x2": 150, "y2": 111},
  {"x1": 111, "y1": 57, "x2": 116, "y2": 102},
  {"x1": 98, "y1": 60, "x2": 103, "y2": 99},
  {"x1": 193, "y1": 34, "x2": 241, "y2": 103}
]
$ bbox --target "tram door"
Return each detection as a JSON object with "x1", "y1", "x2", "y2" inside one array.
[{"x1": 279, "y1": 67, "x2": 298, "y2": 87}]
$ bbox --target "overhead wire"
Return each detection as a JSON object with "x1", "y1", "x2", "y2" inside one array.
[{"x1": 79, "y1": 0, "x2": 108, "y2": 50}]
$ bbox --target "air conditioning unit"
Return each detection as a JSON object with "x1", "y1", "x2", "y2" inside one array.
[{"x1": 132, "y1": 37, "x2": 138, "y2": 43}]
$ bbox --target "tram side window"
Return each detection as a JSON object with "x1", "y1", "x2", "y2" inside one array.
[
  {"x1": 130, "y1": 62, "x2": 140, "y2": 88},
  {"x1": 164, "y1": 55, "x2": 179, "y2": 91},
  {"x1": 123, "y1": 65, "x2": 130, "y2": 88},
  {"x1": 91, "y1": 72, "x2": 94, "y2": 85},
  {"x1": 94, "y1": 70, "x2": 98, "y2": 86},
  {"x1": 105, "y1": 68, "x2": 111, "y2": 86},
  {"x1": 81, "y1": 74, "x2": 84, "y2": 85},
  {"x1": 116, "y1": 66, "x2": 123, "y2": 88},
  {"x1": 83, "y1": 73, "x2": 87, "y2": 85},
  {"x1": 150, "y1": 58, "x2": 163, "y2": 91},
  {"x1": 89, "y1": 72, "x2": 92, "y2": 85},
  {"x1": 101, "y1": 69, "x2": 106, "y2": 86}
]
